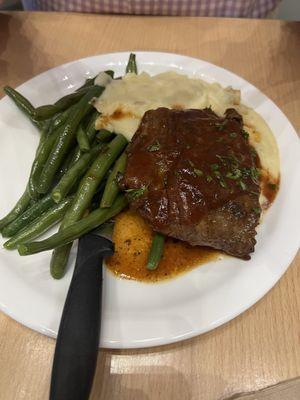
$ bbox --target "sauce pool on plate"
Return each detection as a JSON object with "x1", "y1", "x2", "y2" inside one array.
[
  {"x1": 105, "y1": 171, "x2": 279, "y2": 283},
  {"x1": 106, "y1": 210, "x2": 220, "y2": 283}
]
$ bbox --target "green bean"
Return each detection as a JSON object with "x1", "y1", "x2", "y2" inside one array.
[
  {"x1": 59, "y1": 135, "x2": 126, "y2": 226},
  {"x1": 28, "y1": 129, "x2": 48, "y2": 199},
  {"x1": 27, "y1": 116, "x2": 58, "y2": 199},
  {"x1": 125, "y1": 53, "x2": 138, "y2": 74},
  {"x1": 0, "y1": 188, "x2": 31, "y2": 231},
  {"x1": 64, "y1": 147, "x2": 82, "y2": 171},
  {"x1": 54, "y1": 147, "x2": 82, "y2": 185},
  {"x1": 76, "y1": 76, "x2": 97, "y2": 91},
  {"x1": 76, "y1": 70, "x2": 114, "y2": 92},
  {"x1": 57, "y1": 110, "x2": 96, "y2": 175},
  {"x1": 1, "y1": 193, "x2": 55, "y2": 238},
  {"x1": 57, "y1": 147, "x2": 77, "y2": 178},
  {"x1": 27, "y1": 119, "x2": 65, "y2": 198},
  {"x1": 85, "y1": 110, "x2": 100, "y2": 141},
  {"x1": 33, "y1": 87, "x2": 90, "y2": 121},
  {"x1": 65, "y1": 134, "x2": 127, "y2": 223},
  {"x1": 28, "y1": 110, "x2": 74, "y2": 198},
  {"x1": 50, "y1": 246, "x2": 71, "y2": 279},
  {"x1": 68, "y1": 111, "x2": 100, "y2": 165},
  {"x1": 41, "y1": 118, "x2": 52, "y2": 136},
  {"x1": 4, "y1": 196, "x2": 74, "y2": 250},
  {"x1": 4, "y1": 86, "x2": 34, "y2": 116},
  {"x1": 49, "y1": 134, "x2": 127, "y2": 278},
  {"x1": 65, "y1": 146, "x2": 84, "y2": 172},
  {"x1": 76, "y1": 123, "x2": 90, "y2": 152},
  {"x1": 147, "y1": 233, "x2": 165, "y2": 270},
  {"x1": 4, "y1": 86, "x2": 44, "y2": 131},
  {"x1": 47, "y1": 110, "x2": 69, "y2": 133},
  {"x1": 25, "y1": 111, "x2": 68, "y2": 200},
  {"x1": 96, "y1": 129, "x2": 115, "y2": 142},
  {"x1": 51, "y1": 144, "x2": 103, "y2": 203},
  {"x1": 18, "y1": 194, "x2": 128, "y2": 256},
  {"x1": 37, "y1": 86, "x2": 104, "y2": 194},
  {"x1": 105, "y1": 70, "x2": 114, "y2": 79},
  {"x1": 90, "y1": 178, "x2": 108, "y2": 211},
  {"x1": 29, "y1": 106, "x2": 89, "y2": 198},
  {"x1": 59, "y1": 111, "x2": 98, "y2": 173},
  {"x1": 100, "y1": 152, "x2": 127, "y2": 208}
]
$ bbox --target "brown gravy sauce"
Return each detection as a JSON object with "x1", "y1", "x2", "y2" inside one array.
[
  {"x1": 106, "y1": 169, "x2": 279, "y2": 283},
  {"x1": 106, "y1": 210, "x2": 220, "y2": 283},
  {"x1": 97, "y1": 107, "x2": 139, "y2": 129},
  {"x1": 260, "y1": 169, "x2": 280, "y2": 209}
]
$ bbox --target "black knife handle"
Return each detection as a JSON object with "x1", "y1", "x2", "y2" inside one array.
[{"x1": 50, "y1": 234, "x2": 114, "y2": 400}]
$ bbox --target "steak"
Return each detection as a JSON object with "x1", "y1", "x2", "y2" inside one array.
[{"x1": 120, "y1": 107, "x2": 261, "y2": 259}]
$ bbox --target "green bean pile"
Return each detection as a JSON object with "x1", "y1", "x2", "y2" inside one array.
[{"x1": 1, "y1": 54, "x2": 165, "y2": 278}]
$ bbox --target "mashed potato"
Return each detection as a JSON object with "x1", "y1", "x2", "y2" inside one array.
[
  {"x1": 94, "y1": 71, "x2": 240, "y2": 140},
  {"x1": 93, "y1": 71, "x2": 280, "y2": 198}
]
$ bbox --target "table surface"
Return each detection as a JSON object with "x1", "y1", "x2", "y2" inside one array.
[{"x1": 0, "y1": 11, "x2": 299, "y2": 400}]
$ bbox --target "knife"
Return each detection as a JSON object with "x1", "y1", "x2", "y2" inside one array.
[{"x1": 49, "y1": 223, "x2": 114, "y2": 400}]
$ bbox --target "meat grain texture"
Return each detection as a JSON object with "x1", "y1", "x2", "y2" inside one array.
[{"x1": 120, "y1": 108, "x2": 261, "y2": 259}]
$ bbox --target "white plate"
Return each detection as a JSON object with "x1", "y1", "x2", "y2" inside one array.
[{"x1": 0, "y1": 52, "x2": 299, "y2": 349}]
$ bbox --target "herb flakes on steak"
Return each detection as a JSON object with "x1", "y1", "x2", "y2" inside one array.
[{"x1": 120, "y1": 107, "x2": 261, "y2": 259}]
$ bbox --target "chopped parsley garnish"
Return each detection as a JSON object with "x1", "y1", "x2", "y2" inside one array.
[
  {"x1": 216, "y1": 154, "x2": 223, "y2": 160},
  {"x1": 226, "y1": 169, "x2": 242, "y2": 180},
  {"x1": 250, "y1": 167, "x2": 261, "y2": 183},
  {"x1": 188, "y1": 159, "x2": 195, "y2": 167},
  {"x1": 206, "y1": 175, "x2": 213, "y2": 183},
  {"x1": 216, "y1": 154, "x2": 239, "y2": 168},
  {"x1": 147, "y1": 140, "x2": 161, "y2": 152},
  {"x1": 252, "y1": 207, "x2": 261, "y2": 214},
  {"x1": 240, "y1": 167, "x2": 260, "y2": 183},
  {"x1": 229, "y1": 154, "x2": 240, "y2": 168},
  {"x1": 268, "y1": 183, "x2": 278, "y2": 190},
  {"x1": 215, "y1": 119, "x2": 228, "y2": 131},
  {"x1": 239, "y1": 181, "x2": 247, "y2": 191},
  {"x1": 213, "y1": 170, "x2": 221, "y2": 178},
  {"x1": 229, "y1": 132, "x2": 237, "y2": 138},
  {"x1": 210, "y1": 163, "x2": 220, "y2": 171},
  {"x1": 125, "y1": 186, "x2": 148, "y2": 201},
  {"x1": 216, "y1": 154, "x2": 227, "y2": 165},
  {"x1": 194, "y1": 168, "x2": 203, "y2": 177},
  {"x1": 219, "y1": 180, "x2": 227, "y2": 189},
  {"x1": 241, "y1": 129, "x2": 249, "y2": 139},
  {"x1": 250, "y1": 148, "x2": 258, "y2": 159},
  {"x1": 241, "y1": 167, "x2": 251, "y2": 177}
]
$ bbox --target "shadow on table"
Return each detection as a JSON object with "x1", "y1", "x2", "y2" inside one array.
[
  {"x1": 93, "y1": 365, "x2": 189, "y2": 399},
  {"x1": 90, "y1": 337, "x2": 228, "y2": 400},
  {"x1": 91, "y1": 352, "x2": 192, "y2": 400}
]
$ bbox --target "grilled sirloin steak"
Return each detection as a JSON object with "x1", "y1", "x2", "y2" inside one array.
[{"x1": 120, "y1": 107, "x2": 261, "y2": 259}]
